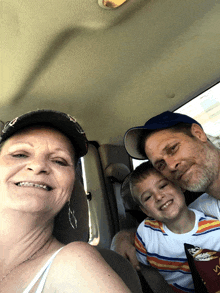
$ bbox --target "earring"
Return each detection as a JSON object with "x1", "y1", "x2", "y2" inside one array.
[{"x1": 68, "y1": 201, "x2": 78, "y2": 229}]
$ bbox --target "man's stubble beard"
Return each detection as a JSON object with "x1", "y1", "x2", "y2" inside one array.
[{"x1": 182, "y1": 145, "x2": 220, "y2": 193}]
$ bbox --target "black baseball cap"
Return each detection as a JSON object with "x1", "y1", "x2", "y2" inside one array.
[
  {"x1": 124, "y1": 111, "x2": 202, "y2": 160},
  {"x1": 0, "y1": 109, "x2": 88, "y2": 159}
]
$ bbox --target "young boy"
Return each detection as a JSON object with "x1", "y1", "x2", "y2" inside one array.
[{"x1": 130, "y1": 161, "x2": 220, "y2": 293}]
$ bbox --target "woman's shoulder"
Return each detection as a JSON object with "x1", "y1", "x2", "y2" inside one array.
[
  {"x1": 44, "y1": 242, "x2": 99, "y2": 290},
  {"x1": 58, "y1": 241, "x2": 100, "y2": 259},
  {"x1": 44, "y1": 242, "x2": 131, "y2": 292},
  {"x1": 52, "y1": 241, "x2": 102, "y2": 270}
]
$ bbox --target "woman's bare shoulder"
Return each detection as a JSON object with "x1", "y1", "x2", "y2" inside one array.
[
  {"x1": 57, "y1": 241, "x2": 103, "y2": 262},
  {"x1": 45, "y1": 242, "x2": 131, "y2": 292}
]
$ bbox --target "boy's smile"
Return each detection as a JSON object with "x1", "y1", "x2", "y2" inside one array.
[{"x1": 134, "y1": 171, "x2": 187, "y2": 226}]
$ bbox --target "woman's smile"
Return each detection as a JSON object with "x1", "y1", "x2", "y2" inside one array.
[{"x1": 15, "y1": 181, "x2": 52, "y2": 191}]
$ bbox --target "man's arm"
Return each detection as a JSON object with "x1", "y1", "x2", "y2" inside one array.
[
  {"x1": 189, "y1": 193, "x2": 220, "y2": 219},
  {"x1": 139, "y1": 263, "x2": 175, "y2": 293},
  {"x1": 110, "y1": 230, "x2": 176, "y2": 292},
  {"x1": 110, "y1": 229, "x2": 140, "y2": 270}
]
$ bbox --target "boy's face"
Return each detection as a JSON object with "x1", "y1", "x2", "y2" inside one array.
[{"x1": 133, "y1": 171, "x2": 187, "y2": 225}]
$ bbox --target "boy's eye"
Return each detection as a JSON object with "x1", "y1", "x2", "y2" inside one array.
[
  {"x1": 143, "y1": 195, "x2": 151, "y2": 202},
  {"x1": 160, "y1": 183, "x2": 168, "y2": 189}
]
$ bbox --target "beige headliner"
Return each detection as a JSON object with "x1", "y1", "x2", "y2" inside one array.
[{"x1": 1, "y1": 0, "x2": 220, "y2": 145}]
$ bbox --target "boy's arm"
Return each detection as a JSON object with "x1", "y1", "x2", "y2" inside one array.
[{"x1": 111, "y1": 228, "x2": 140, "y2": 270}]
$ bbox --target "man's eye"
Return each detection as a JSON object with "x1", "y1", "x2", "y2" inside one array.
[
  {"x1": 157, "y1": 161, "x2": 165, "y2": 171},
  {"x1": 170, "y1": 144, "x2": 178, "y2": 153}
]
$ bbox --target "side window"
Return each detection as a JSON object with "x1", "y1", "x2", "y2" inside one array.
[
  {"x1": 81, "y1": 156, "x2": 100, "y2": 246},
  {"x1": 132, "y1": 158, "x2": 148, "y2": 169},
  {"x1": 175, "y1": 82, "x2": 220, "y2": 148}
]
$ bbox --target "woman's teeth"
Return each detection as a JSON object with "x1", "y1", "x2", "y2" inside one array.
[{"x1": 16, "y1": 182, "x2": 51, "y2": 191}]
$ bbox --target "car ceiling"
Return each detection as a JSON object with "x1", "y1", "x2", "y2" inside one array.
[{"x1": 1, "y1": 0, "x2": 220, "y2": 146}]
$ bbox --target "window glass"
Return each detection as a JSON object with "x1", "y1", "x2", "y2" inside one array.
[
  {"x1": 81, "y1": 157, "x2": 100, "y2": 245},
  {"x1": 175, "y1": 82, "x2": 220, "y2": 139}
]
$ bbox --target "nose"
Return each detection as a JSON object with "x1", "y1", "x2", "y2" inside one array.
[
  {"x1": 165, "y1": 156, "x2": 180, "y2": 172},
  {"x1": 154, "y1": 191, "x2": 164, "y2": 202},
  {"x1": 26, "y1": 157, "x2": 50, "y2": 174}
]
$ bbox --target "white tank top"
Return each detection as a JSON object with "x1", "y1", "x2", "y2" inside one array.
[{"x1": 23, "y1": 247, "x2": 64, "y2": 293}]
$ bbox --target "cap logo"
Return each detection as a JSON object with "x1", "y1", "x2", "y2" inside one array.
[
  {"x1": 8, "y1": 117, "x2": 18, "y2": 127},
  {"x1": 1, "y1": 117, "x2": 19, "y2": 134},
  {"x1": 67, "y1": 114, "x2": 85, "y2": 134},
  {"x1": 67, "y1": 114, "x2": 77, "y2": 123}
]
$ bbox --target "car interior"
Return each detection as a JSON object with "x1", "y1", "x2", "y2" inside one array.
[{"x1": 1, "y1": 0, "x2": 220, "y2": 292}]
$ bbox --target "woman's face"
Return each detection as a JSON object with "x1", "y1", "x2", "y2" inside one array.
[{"x1": 0, "y1": 126, "x2": 76, "y2": 217}]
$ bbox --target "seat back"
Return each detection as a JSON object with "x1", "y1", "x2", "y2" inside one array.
[
  {"x1": 121, "y1": 174, "x2": 146, "y2": 225},
  {"x1": 53, "y1": 177, "x2": 89, "y2": 243},
  {"x1": 53, "y1": 176, "x2": 143, "y2": 292},
  {"x1": 97, "y1": 248, "x2": 143, "y2": 293}
]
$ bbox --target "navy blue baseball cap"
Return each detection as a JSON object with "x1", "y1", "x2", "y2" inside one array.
[
  {"x1": 0, "y1": 109, "x2": 88, "y2": 159},
  {"x1": 124, "y1": 111, "x2": 202, "y2": 160}
]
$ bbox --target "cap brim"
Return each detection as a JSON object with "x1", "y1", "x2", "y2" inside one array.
[{"x1": 1, "y1": 110, "x2": 88, "y2": 159}]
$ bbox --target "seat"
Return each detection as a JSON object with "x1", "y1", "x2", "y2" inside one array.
[
  {"x1": 53, "y1": 175, "x2": 143, "y2": 293},
  {"x1": 53, "y1": 176, "x2": 89, "y2": 243},
  {"x1": 120, "y1": 173, "x2": 146, "y2": 225}
]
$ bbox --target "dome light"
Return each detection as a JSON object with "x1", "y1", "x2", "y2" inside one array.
[{"x1": 98, "y1": 0, "x2": 127, "y2": 9}]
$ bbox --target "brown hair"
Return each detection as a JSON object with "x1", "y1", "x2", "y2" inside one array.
[{"x1": 129, "y1": 161, "x2": 158, "y2": 206}]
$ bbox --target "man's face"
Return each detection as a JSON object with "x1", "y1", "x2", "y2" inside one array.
[{"x1": 144, "y1": 124, "x2": 219, "y2": 194}]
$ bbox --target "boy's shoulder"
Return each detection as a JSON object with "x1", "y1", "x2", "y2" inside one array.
[
  {"x1": 190, "y1": 208, "x2": 220, "y2": 234},
  {"x1": 138, "y1": 217, "x2": 164, "y2": 232}
]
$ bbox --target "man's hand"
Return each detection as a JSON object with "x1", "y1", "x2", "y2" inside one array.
[{"x1": 110, "y1": 229, "x2": 140, "y2": 270}]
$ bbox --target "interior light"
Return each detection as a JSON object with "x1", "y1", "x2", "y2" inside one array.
[{"x1": 98, "y1": 0, "x2": 127, "y2": 9}]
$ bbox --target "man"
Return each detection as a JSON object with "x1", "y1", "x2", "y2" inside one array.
[{"x1": 111, "y1": 111, "x2": 220, "y2": 271}]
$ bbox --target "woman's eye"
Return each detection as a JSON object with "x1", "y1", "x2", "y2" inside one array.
[
  {"x1": 11, "y1": 153, "x2": 28, "y2": 158},
  {"x1": 53, "y1": 159, "x2": 68, "y2": 166}
]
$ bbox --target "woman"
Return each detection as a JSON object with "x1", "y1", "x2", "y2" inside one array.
[{"x1": 0, "y1": 109, "x2": 131, "y2": 292}]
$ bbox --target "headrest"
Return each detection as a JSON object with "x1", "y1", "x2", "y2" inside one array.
[
  {"x1": 121, "y1": 174, "x2": 140, "y2": 211},
  {"x1": 121, "y1": 174, "x2": 146, "y2": 223},
  {"x1": 53, "y1": 177, "x2": 89, "y2": 244},
  {"x1": 105, "y1": 163, "x2": 130, "y2": 183}
]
